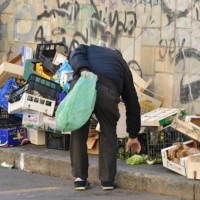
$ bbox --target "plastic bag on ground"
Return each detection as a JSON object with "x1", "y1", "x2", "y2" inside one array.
[{"x1": 55, "y1": 72, "x2": 97, "y2": 132}]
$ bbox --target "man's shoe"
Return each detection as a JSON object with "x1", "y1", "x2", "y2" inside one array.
[
  {"x1": 74, "y1": 177, "x2": 90, "y2": 191},
  {"x1": 101, "y1": 181, "x2": 114, "y2": 190}
]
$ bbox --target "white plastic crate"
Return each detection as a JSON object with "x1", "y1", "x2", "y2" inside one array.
[{"x1": 8, "y1": 93, "x2": 56, "y2": 116}]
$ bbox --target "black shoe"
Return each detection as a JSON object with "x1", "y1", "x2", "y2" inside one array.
[
  {"x1": 74, "y1": 177, "x2": 90, "y2": 191},
  {"x1": 101, "y1": 181, "x2": 114, "y2": 190}
]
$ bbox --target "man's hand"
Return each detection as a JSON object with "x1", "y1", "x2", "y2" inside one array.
[
  {"x1": 81, "y1": 70, "x2": 90, "y2": 77},
  {"x1": 126, "y1": 138, "x2": 141, "y2": 154}
]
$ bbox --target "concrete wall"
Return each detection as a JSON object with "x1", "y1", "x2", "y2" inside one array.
[{"x1": 1, "y1": 0, "x2": 200, "y2": 115}]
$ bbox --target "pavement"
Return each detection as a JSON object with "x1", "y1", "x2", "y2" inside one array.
[{"x1": 0, "y1": 144, "x2": 199, "y2": 200}]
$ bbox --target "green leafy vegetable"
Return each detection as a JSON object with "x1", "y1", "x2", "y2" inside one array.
[{"x1": 126, "y1": 154, "x2": 147, "y2": 165}]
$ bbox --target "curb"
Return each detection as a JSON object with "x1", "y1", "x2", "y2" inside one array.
[{"x1": 0, "y1": 146, "x2": 199, "y2": 200}]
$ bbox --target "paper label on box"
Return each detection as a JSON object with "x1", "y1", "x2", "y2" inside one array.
[
  {"x1": 22, "y1": 111, "x2": 42, "y2": 125},
  {"x1": 42, "y1": 115, "x2": 61, "y2": 132}
]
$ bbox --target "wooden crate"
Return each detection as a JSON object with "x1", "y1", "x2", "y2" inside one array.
[
  {"x1": 170, "y1": 110, "x2": 200, "y2": 142},
  {"x1": 141, "y1": 108, "x2": 186, "y2": 127},
  {"x1": 0, "y1": 62, "x2": 24, "y2": 88},
  {"x1": 137, "y1": 87, "x2": 164, "y2": 115},
  {"x1": 187, "y1": 153, "x2": 200, "y2": 180}
]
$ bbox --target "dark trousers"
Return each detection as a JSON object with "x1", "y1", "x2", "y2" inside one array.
[{"x1": 70, "y1": 83, "x2": 120, "y2": 182}]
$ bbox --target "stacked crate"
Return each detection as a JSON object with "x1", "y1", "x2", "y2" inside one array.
[{"x1": 0, "y1": 42, "x2": 71, "y2": 149}]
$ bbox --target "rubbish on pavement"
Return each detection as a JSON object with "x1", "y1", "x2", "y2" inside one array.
[{"x1": 1, "y1": 162, "x2": 14, "y2": 169}]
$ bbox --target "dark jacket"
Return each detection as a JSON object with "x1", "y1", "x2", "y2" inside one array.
[{"x1": 68, "y1": 44, "x2": 141, "y2": 139}]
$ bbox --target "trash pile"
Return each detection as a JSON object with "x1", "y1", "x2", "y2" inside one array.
[{"x1": 0, "y1": 43, "x2": 72, "y2": 149}]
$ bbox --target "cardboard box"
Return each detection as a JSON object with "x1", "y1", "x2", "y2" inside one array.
[
  {"x1": 27, "y1": 129, "x2": 45, "y2": 145},
  {"x1": 0, "y1": 127, "x2": 28, "y2": 148},
  {"x1": 22, "y1": 110, "x2": 69, "y2": 134},
  {"x1": 52, "y1": 52, "x2": 67, "y2": 65},
  {"x1": 0, "y1": 62, "x2": 24, "y2": 88},
  {"x1": 138, "y1": 91, "x2": 163, "y2": 115},
  {"x1": 161, "y1": 140, "x2": 197, "y2": 176},
  {"x1": 87, "y1": 131, "x2": 99, "y2": 155},
  {"x1": 21, "y1": 46, "x2": 33, "y2": 67},
  {"x1": 43, "y1": 115, "x2": 68, "y2": 133},
  {"x1": 129, "y1": 68, "x2": 152, "y2": 91},
  {"x1": 10, "y1": 54, "x2": 22, "y2": 65},
  {"x1": 187, "y1": 153, "x2": 200, "y2": 180},
  {"x1": 0, "y1": 54, "x2": 22, "y2": 65}
]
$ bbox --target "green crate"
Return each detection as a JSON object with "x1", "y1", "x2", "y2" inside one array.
[{"x1": 23, "y1": 59, "x2": 56, "y2": 81}]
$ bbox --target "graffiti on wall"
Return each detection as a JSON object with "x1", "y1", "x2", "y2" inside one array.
[
  {"x1": 1, "y1": 0, "x2": 200, "y2": 113},
  {"x1": 0, "y1": 0, "x2": 11, "y2": 40}
]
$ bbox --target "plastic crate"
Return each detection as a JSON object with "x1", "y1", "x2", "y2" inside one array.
[
  {"x1": 9, "y1": 73, "x2": 60, "y2": 103},
  {"x1": 117, "y1": 133, "x2": 147, "y2": 160},
  {"x1": 35, "y1": 43, "x2": 67, "y2": 73},
  {"x1": 45, "y1": 132, "x2": 70, "y2": 151},
  {"x1": 23, "y1": 59, "x2": 56, "y2": 81},
  {"x1": 146, "y1": 127, "x2": 190, "y2": 163},
  {"x1": 0, "y1": 108, "x2": 22, "y2": 128},
  {"x1": 8, "y1": 92, "x2": 56, "y2": 116}
]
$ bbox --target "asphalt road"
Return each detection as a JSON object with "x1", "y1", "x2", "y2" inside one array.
[{"x1": 0, "y1": 167, "x2": 181, "y2": 200}]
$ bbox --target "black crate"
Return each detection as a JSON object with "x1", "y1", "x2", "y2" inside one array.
[
  {"x1": 8, "y1": 73, "x2": 60, "y2": 103},
  {"x1": 146, "y1": 127, "x2": 190, "y2": 163},
  {"x1": 45, "y1": 132, "x2": 70, "y2": 151},
  {"x1": 35, "y1": 43, "x2": 67, "y2": 73},
  {"x1": 38, "y1": 54, "x2": 62, "y2": 74},
  {"x1": 0, "y1": 108, "x2": 22, "y2": 128}
]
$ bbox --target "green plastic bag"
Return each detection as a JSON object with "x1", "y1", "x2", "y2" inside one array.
[{"x1": 55, "y1": 72, "x2": 97, "y2": 132}]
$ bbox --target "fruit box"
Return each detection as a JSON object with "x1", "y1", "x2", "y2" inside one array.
[
  {"x1": 141, "y1": 108, "x2": 186, "y2": 127},
  {"x1": 22, "y1": 110, "x2": 69, "y2": 134},
  {"x1": 0, "y1": 127, "x2": 28, "y2": 148},
  {"x1": 161, "y1": 140, "x2": 197, "y2": 176},
  {"x1": 27, "y1": 128, "x2": 45, "y2": 145},
  {"x1": 187, "y1": 153, "x2": 200, "y2": 180},
  {"x1": 52, "y1": 52, "x2": 67, "y2": 65},
  {"x1": 0, "y1": 62, "x2": 24, "y2": 88},
  {"x1": 170, "y1": 117, "x2": 200, "y2": 142},
  {"x1": 185, "y1": 115, "x2": 200, "y2": 130}
]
